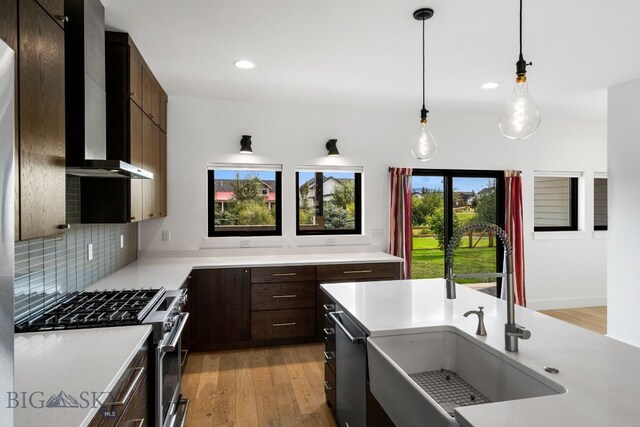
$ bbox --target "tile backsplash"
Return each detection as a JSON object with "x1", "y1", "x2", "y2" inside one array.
[{"x1": 14, "y1": 223, "x2": 138, "y2": 323}]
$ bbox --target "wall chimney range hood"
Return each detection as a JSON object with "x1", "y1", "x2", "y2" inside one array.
[{"x1": 64, "y1": 0, "x2": 152, "y2": 179}]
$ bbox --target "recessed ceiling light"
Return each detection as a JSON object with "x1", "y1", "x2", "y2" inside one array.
[
  {"x1": 234, "y1": 60, "x2": 255, "y2": 70},
  {"x1": 481, "y1": 82, "x2": 500, "y2": 90}
]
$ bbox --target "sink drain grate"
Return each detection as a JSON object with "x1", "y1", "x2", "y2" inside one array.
[{"x1": 409, "y1": 369, "x2": 491, "y2": 417}]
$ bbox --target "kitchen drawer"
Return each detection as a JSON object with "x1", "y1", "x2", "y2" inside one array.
[
  {"x1": 251, "y1": 265, "x2": 315, "y2": 284},
  {"x1": 89, "y1": 342, "x2": 148, "y2": 427},
  {"x1": 324, "y1": 363, "x2": 336, "y2": 411},
  {"x1": 251, "y1": 308, "x2": 315, "y2": 340},
  {"x1": 114, "y1": 375, "x2": 148, "y2": 427},
  {"x1": 316, "y1": 262, "x2": 399, "y2": 282},
  {"x1": 323, "y1": 314, "x2": 336, "y2": 351},
  {"x1": 251, "y1": 282, "x2": 315, "y2": 311},
  {"x1": 324, "y1": 347, "x2": 336, "y2": 376}
]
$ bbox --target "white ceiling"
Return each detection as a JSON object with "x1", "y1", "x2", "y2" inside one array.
[{"x1": 102, "y1": 0, "x2": 640, "y2": 121}]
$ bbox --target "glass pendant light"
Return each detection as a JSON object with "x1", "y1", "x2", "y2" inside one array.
[
  {"x1": 411, "y1": 8, "x2": 437, "y2": 161},
  {"x1": 499, "y1": 0, "x2": 541, "y2": 140}
]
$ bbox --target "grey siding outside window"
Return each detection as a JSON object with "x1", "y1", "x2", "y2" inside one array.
[
  {"x1": 534, "y1": 176, "x2": 578, "y2": 231},
  {"x1": 594, "y1": 178, "x2": 608, "y2": 230}
]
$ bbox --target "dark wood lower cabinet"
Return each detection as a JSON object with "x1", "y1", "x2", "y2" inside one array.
[
  {"x1": 89, "y1": 339, "x2": 149, "y2": 427},
  {"x1": 366, "y1": 383, "x2": 396, "y2": 427},
  {"x1": 186, "y1": 262, "x2": 401, "y2": 352},
  {"x1": 189, "y1": 268, "x2": 251, "y2": 352}
]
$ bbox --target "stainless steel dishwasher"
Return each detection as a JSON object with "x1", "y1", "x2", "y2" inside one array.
[{"x1": 329, "y1": 309, "x2": 367, "y2": 427}]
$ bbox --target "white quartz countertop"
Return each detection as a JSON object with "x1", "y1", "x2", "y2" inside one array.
[
  {"x1": 86, "y1": 252, "x2": 402, "y2": 292},
  {"x1": 13, "y1": 325, "x2": 152, "y2": 427},
  {"x1": 320, "y1": 279, "x2": 640, "y2": 427}
]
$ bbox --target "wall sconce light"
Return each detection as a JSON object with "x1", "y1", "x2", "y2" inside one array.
[
  {"x1": 240, "y1": 135, "x2": 253, "y2": 154},
  {"x1": 326, "y1": 139, "x2": 340, "y2": 156}
]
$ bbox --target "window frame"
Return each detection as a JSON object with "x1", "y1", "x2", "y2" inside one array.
[
  {"x1": 593, "y1": 177, "x2": 608, "y2": 231},
  {"x1": 533, "y1": 176, "x2": 579, "y2": 232},
  {"x1": 207, "y1": 168, "x2": 283, "y2": 237},
  {"x1": 295, "y1": 170, "x2": 363, "y2": 236}
]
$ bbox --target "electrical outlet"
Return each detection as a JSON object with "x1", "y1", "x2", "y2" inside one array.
[
  {"x1": 240, "y1": 240, "x2": 251, "y2": 248},
  {"x1": 87, "y1": 243, "x2": 93, "y2": 261},
  {"x1": 161, "y1": 230, "x2": 171, "y2": 242},
  {"x1": 326, "y1": 238, "x2": 336, "y2": 246},
  {"x1": 120, "y1": 235, "x2": 124, "y2": 249}
]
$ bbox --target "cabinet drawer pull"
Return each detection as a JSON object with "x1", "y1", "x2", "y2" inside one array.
[
  {"x1": 272, "y1": 322, "x2": 296, "y2": 327},
  {"x1": 130, "y1": 92, "x2": 136, "y2": 97},
  {"x1": 105, "y1": 367, "x2": 145, "y2": 407},
  {"x1": 57, "y1": 224, "x2": 71, "y2": 230},
  {"x1": 323, "y1": 328, "x2": 335, "y2": 335},
  {"x1": 323, "y1": 304, "x2": 335, "y2": 311},
  {"x1": 324, "y1": 380, "x2": 334, "y2": 391},
  {"x1": 130, "y1": 217, "x2": 137, "y2": 220},
  {"x1": 272, "y1": 294, "x2": 297, "y2": 299},
  {"x1": 324, "y1": 351, "x2": 335, "y2": 360},
  {"x1": 272, "y1": 272, "x2": 296, "y2": 277},
  {"x1": 343, "y1": 269, "x2": 372, "y2": 274},
  {"x1": 56, "y1": 15, "x2": 69, "y2": 22}
]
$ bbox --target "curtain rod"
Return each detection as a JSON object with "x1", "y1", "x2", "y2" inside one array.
[{"x1": 388, "y1": 167, "x2": 522, "y2": 173}]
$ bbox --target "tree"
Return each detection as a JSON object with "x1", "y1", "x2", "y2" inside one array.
[
  {"x1": 427, "y1": 208, "x2": 462, "y2": 250},
  {"x1": 323, "y1": 203, "x2": 354, "y2": 230},
  {"x1": 229, "y1": 174, "x2": 263, "y2": 203},
  {"x1": 331, "y1": 180, "x2": 355, "y2": 210},
  {"x1": 475, "y1": 183, "x2": 497, "y2": 223},
  {"x1": 412, "y1": 190, "x2": 443, "y2": 226},
  {"x1": 299, "y1": 182, "x2": 315, "y2": 225},
  {"x1": 235, "y1": 200, "x2": 274, "y2": 225}
]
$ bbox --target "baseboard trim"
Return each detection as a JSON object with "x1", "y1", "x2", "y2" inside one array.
[{"x1": 528, "y1": 296, "x2": 607, "y2": 311}]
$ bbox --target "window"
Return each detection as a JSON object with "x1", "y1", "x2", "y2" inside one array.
[
  {"x1": 534, "y1": 176, "x2": 578, "y2": 231},
  {"x1": 296, "y1": 167, "x2": 362, "y2": 235},
  {"x1": 207, "y1": 164, "x2": 282, "y2": 237},
  {"x1": 594, "y1": 177, "x2": 607, "y2": 230}
]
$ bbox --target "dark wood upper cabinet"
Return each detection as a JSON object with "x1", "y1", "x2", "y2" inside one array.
[
  {"x1": 18, "y1": 0, "x2": 66, "y2": 240},
  {"x1": 34, "y1": 0, "x2": 66, "y2": 28},
  {"x1": 80, "y1": 32, "x2": 167, "y2": 223},
  {"x1": 142, "y1": 114, "x2": 159, "y2": 220},
  {"x1": 159, "y1": 90, "x2": 168, "y2": 132},
  {"x1": 190, "y1": 268, "x2": 251, "y2": 351},
  {"x1": 142, "y1": 64, "x2": 160, "y2": 124}
]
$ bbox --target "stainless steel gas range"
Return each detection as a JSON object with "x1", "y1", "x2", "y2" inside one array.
[{"x1": 15, "y1": 287, "x2": 190, "y2": 427}]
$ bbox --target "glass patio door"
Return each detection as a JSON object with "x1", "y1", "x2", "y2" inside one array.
[{"x1": 411, "y1": 170, "x2": 504, "y2": 296}]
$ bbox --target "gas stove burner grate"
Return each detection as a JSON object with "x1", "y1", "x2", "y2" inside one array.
[{"x1": 15, "y1": 288, "x2": 164, "y2": 333}]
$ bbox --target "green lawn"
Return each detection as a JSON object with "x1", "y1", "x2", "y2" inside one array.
[{"x1": 412, "y1": 236, "x2": 497, "y2": 284}]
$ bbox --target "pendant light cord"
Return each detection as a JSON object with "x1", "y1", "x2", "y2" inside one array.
[
  {"x1": 519, "y1": 0, "x2": 523, "y2": 59},
  {"x1": 422, "y1": 18, "x2": 426, "y2": 109}
]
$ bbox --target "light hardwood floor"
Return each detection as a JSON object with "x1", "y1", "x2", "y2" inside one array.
[
  {"x1": 539, "y1": 306, "x2": 607, "y2": 335},
  {"x1": 181, "y1": 307, "x2": 606, "y2": 426},
  {"x1": 182, "y1": 343, "x2": 336, "y2": 427}
]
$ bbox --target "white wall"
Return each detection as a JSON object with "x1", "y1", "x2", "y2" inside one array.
[
  {"x1": 140, "y1": 96, "x2": 607, "y2": 309},
  {"x1": 607, "y1": 79, "x2": 640, "y2": 346}
]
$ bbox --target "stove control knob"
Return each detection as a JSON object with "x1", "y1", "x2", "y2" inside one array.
[
  {"x1": 163, "y1": 317, "x2": 175, "y2": 332},
  {"x1": 179, "y1": 294, "x2": 188, "y2": 306}
]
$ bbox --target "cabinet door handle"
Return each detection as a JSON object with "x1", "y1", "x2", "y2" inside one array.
[
  {"x1": 323, "y1": 328, "x2": 335, "y2": 335},
  {"x1": 149, "y1": 114, "x2": 155, "y2": 119},
  {"x1": 105, "y1": 367, "x2": 145, "y2": 407},
  {"x1": 272, "y1": 294, "x2": 296, "y2": 299},
  {"x1": 130, "y1": 92, "x2": 136, "y2": 97},
  {"x1": 130, "y1": 217, "x2": 137, "y2": 220},
  {"x1": 56, "y1": 15, "x2": 69, "y2": 22},
  {"x1": 57, "y1": 224, "x2": 71, "y2": 230},
  {"x1": 323, "y1": 304, "x2": 335, "y2": 311},
  {"x1": 272, "y1": 272, "x2": 296, "y2": 277},
  {"x1": 324, "y1": 351, "x2": 335, "y2": 360},
  {"x1": 323, "y1": 380, "x2": 334, "y2": 391},
  {"x1": 343, "y1": 269, "x2": 372, "y2": 274},
  {"x1": 272, "y1": 322, "x2": 296, "y2": 327},
  {"x1": 149, "y1": 213, "x2": 155, "y2": 217}
]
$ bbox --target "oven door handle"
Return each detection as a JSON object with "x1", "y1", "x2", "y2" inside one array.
[{"x1": 160, "y1": 312, "x2": 189, "y2": 353}]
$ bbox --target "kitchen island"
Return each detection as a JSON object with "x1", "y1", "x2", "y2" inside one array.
[{"x1": 321, "y1": 279, "x2": 640, "y2": 427}]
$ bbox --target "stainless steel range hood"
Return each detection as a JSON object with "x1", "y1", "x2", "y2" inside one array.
[{"x1": 64, "y1": 0, "x2": 152, "y2": 180}]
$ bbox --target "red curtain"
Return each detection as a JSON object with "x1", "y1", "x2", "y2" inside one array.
[
  {"x1": 505, "y1": 171, "x2": 526, "y2": 306},
  {"x1": 389, "y1": 168, "x2": 413, "y2": 279}
]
